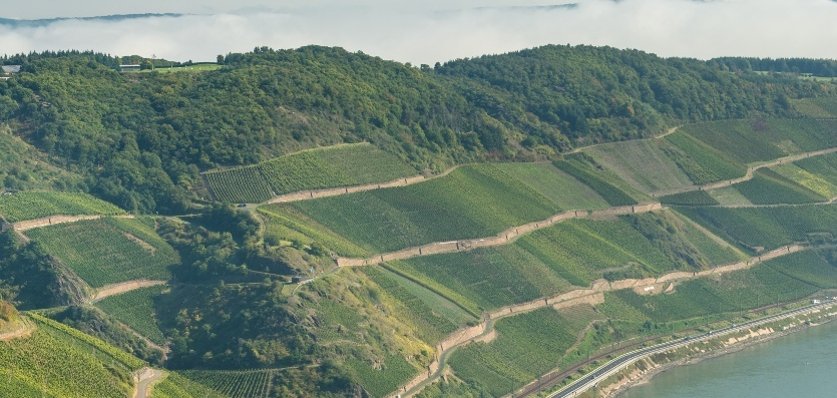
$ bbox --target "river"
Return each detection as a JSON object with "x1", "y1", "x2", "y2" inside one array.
[{"x1": 620, "y1": 320, "x2": 837, "y2": 398}]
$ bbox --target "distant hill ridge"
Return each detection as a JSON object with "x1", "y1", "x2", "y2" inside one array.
[{"x1": 0, "y1": 13, "x2": 183, "y2": 27}]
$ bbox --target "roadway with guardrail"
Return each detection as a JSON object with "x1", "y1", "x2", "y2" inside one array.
[{"x1": 543, "y1": 300, "x2": 836, "y2": 398}]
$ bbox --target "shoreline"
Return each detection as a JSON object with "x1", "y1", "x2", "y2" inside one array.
[{"x1": 605, "y1": 315, "x2": 837, "y2": 398}]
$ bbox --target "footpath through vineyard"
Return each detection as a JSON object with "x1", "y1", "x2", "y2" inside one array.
[
  {"x1": 392, "y1": 242, "x2": 821, "y2": 397},
  {"x1": 12, "y1": 214, "x2": 135, "y2": 232},
  {"x1": 91, "y1": 280, "x2": 168, "y2": 303},
  {"x1": 133, "y1": 367, "x2": 165, "y2": 398}
]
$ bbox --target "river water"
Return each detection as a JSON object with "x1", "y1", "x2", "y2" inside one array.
[{"x1": 620, "y1": 320, "x2": 837, "y2": 398}]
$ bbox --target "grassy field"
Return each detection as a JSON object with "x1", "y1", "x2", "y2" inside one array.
[
  {"x1": 553, "y1": 156, "x2": 645, "y2": 206},
  {"x1": 789, "y1": 153, "x2": 837, "y2": 197},
  {"x1": 707, "y1": 187, "x2": 753, "y2": 206},
  {"x1": 680, "y1": 119, "x2": 837, "y2": 164},
  {"x1": 678, "y1": 204, "x2": 837, "y2": 252},
  {"x1": 794, "y1": 97, "x2": 837, "y2": 118},
  {"x1": 0, "y1": 313, "x2": 144, "y2": 398},
  {"x1": 266, "y1": 163, "x2": 611, "y2": 254},
  {"x1": 150, "y1": 372, "x2": 224, "y2": 398},
  {"x1": 95, "y1": 285, "x2": 167, "y2": 345},
  {"x1": 447, "y1": 306, "x2": 604, "y2": 397},
  {"x1": 393, "y1": 211, "x2": 742, "y2": 311},
  {"x1": 662, "y1": 132, "x2": 747, "y2": 184},
  {"x1": 205, "y1": 143, "x2": 417, "y2": 203},
  {"x1": 734, "y1": 169, "x2": 828, "y2": 205},
  {"x1": 364, "y1": 267, "x2": 476, "y2": 344},
  {"x1": 0, "y1": 191, "x2": 124, "y2": 222},
  {"x1": 584, "y1": 139, "x2": 694, "y2": 193},
  {"x1": 26, "y1": 217, "x2": 178, "y2": 288}
]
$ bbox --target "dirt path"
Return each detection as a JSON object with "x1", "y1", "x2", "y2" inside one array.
[
  {"x1": 91, "y1": 280, "x2": 167, "y2": 303},
  {"x1": 12, "y1": 214, "x2": 135, "y2": 232},
  {"x1": 0, "y1": 319, "x2": 35, "y2": 342},
  {"x1": 337, "y1": 203, "x2": 665, "y2": 267},
  {"x1": 568, "y1": 126, "x2": 681, "y2": 155},
  {"x1": 263, "y1": 166, "x2": 462, "y2": 205},
  {"x1": 133, "y1": 367, "x2": 165, "y2": 398},
  {"x1": 392, "y1": 243, "x2": 812, "y2": 397},
  {"x1": 677, "y1": 196, "x2": 837, "y2": 209},
  {"x1": 651, "y1": 146, "x2": 837, "y2": 198}
]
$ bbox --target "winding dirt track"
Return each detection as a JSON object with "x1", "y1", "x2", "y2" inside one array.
[
  {"x1": 91, "y1": 280, "x2": 168, "y2": 303},
  {"x1": 650, "y1": 147, "x2": 837, "y2": 197},
  {"x1": 133, "y1": 367, "x2": 165, "y2": 398},
  {"x1": 391, "y1": 243, "x2": 811, "y2": 398},
  {"x1": 12, "y1": 214, "x2": 135, "y2": 232}
]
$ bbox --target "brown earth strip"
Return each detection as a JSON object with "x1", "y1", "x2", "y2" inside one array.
[
  {"x1": 91, "y1": 280, "x2": 167, "y2": 303},
  {"x1": 12, "y1": 214, "x2": 136, "y2": 232}
]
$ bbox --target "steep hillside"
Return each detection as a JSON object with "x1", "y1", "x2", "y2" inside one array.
[
  {"x1": 0, "y1": 313, "x2": 145, "y2": 398},
  {"x1": 1, "y1": 46, "x2": 832, "y2": 213},
  {"x1": 1, "y1": 45, "x2": 836, "y2": 398}
]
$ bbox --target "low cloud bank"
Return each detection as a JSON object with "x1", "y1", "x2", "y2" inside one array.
[{"x1": 1, "y1": 0, "x2": 836, "y2": 64}]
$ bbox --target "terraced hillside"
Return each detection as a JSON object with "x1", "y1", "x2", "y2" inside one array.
[
  {"x1": 0, "y1": 191, "x2": 124, "y2": 223},
  {"x1": 262, "y1": 163, "x2": 614, "y2": 255},
  {"x1": 95, "y1": 285, "x2": 167, "y2": 345},
  {"x1": 204, "y1": 143, "x2": 418, "y2": 203},
  {"x1": 25, "y1": 217, "x2": 178, "y2": 289},
  {"x1": 387, "y1": 210, "x2": 744, "y2": 313},
  {"x1": 678, "y1": 204, "x2": 837, "y2": 252},
  {"x1": 0, "y1": 313, "x2": 145, "y2": 398},
  {"x1": 576, "y1": 119, "x2": 837, "y2": 196}
]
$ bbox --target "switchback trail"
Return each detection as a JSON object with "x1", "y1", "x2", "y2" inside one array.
[
  {"x1": 391, "y1": 243, "x2": 812, "y2": 397},
  {"x1": 90, "y1": 279, "x2": 168, "y2": 303},
  {"x1": 12, "y1": 214, "x2": 136, "y2": 232},
  {"x1": 651, "y1": 147, "x2": 837, "y2": 198},
  {"x1": 133, "y1": 367, "x2": 165, "y2": 398},
  {"x1": 337, "y1": 203, "x2": 665, "y2": 267}
]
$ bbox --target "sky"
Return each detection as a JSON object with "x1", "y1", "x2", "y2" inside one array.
[{"x1": 1, "y1": 0, "x2": 836, "y2": 64}]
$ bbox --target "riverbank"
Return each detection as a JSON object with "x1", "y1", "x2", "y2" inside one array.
[{"x1": 594, "y1": 305, "x2": 837, "y2": 398}]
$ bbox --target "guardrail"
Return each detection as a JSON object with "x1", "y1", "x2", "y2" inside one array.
[{"x1": 543, "y1": 301, "x2": 835, "y2": 398}]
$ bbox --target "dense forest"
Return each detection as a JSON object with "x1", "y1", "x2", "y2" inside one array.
[
  {"x1": 0, "y1": 45, "x2": 833, "y2": 213},
  {"x1": 711, "y1": 57, "x2": 837, "y2": 77}
]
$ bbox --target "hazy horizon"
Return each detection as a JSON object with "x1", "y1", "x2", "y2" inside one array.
[{"x1": 2, "y1": 0, "x2": 837, "y2": 64}]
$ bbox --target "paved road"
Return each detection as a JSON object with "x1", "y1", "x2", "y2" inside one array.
[{"x1": 544, "y1": 301, "x2": 835, "y2": 398}]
